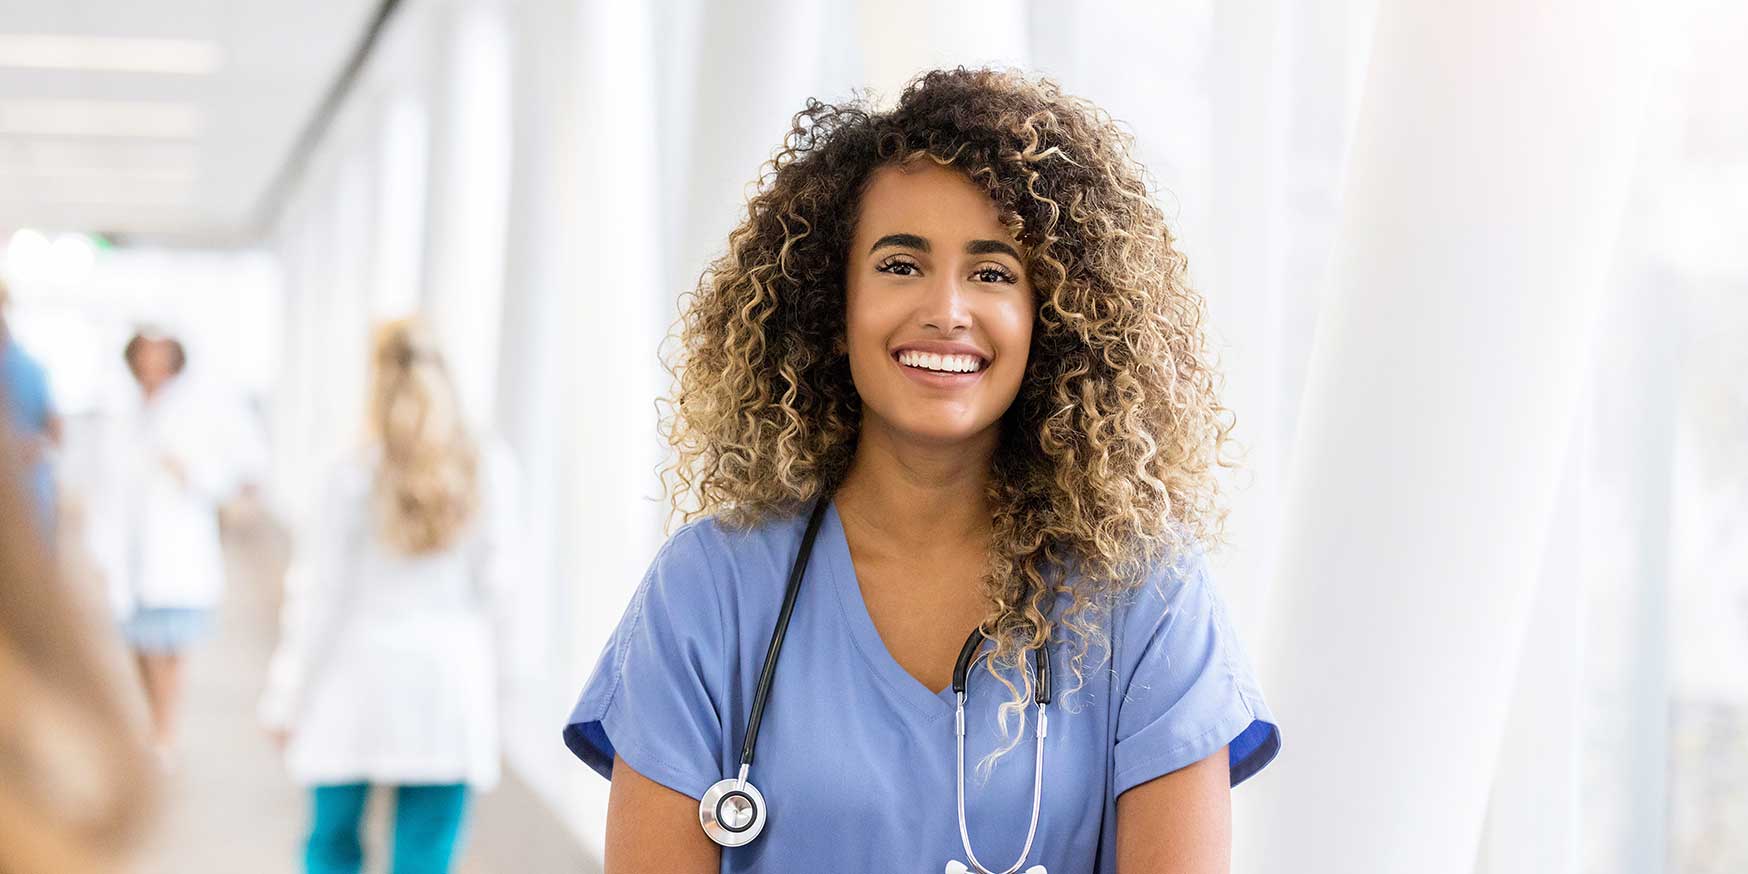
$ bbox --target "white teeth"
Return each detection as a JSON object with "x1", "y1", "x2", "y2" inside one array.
[{"x1": 898, "y1": 350, "x2": 983, "y2": 373}]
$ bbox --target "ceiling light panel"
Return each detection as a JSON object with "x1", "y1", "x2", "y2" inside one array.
[
  {"x1": 0, "y1": 98, "x2": 204, "y2": 138},
  {"x1": 0, "y1": 34, "x2": 222, "y2": 75}
]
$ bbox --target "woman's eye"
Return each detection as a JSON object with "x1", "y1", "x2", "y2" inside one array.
[
  {"x1": 876, "y1": 259, "x2": 919, "y2": 277},
  {"x1": 973, "y1": 266, "x2": 1017, "y2": 284}
]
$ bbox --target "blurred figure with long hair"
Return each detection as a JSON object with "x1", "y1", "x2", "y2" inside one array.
[
  {"x1": 261, "y1": 318, "x2": 520, "y2": 874},
  {"x1": 0, "y1": 385, "x2": 155, "y2": 870},
  {"x1": 86, "y1": 327, "x2": 259, "y2": 763}
]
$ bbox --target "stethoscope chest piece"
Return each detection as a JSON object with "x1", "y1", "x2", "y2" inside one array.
[
  {"x1": 945, "y1": 862, "x2": 1047, "y2": 874},
  {"x1": 700, "y1": 497, "x2": 1053, "y2": 871},
  {"x1": 700, "y1": 776, "x2": 767, "y2": 847}
]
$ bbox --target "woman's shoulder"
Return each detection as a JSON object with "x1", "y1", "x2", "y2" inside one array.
[
  {"x1": 655, "y1": 505, "x2": 811, "y2": 567},
  {"x1": 1138, "y1": 536, "x2": 1213, "y2": 601},
  {"x1": 645, "y1": 506, "x2": 815, "y2": 604},
  {"x1": 1095, "y1": 534, "x2": 1218, "y2": 637}
]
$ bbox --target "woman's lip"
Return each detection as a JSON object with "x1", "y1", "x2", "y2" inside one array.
[{"x1": 890, "y1": 343, "x2": 990, "y2": 360}]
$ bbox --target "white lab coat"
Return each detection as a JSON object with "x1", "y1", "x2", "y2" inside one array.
[
  {"x1": 86, "y1": 376, "x2": 262, "y2": 616},
  {"x1": 258, "y1": 440, "x2": 521, "y2": 790}
]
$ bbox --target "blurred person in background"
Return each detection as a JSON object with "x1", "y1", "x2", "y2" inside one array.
[
  {"x1": 0, "y1": 277, "x2": 64, "y2": 540},
  {"x1": 0, "y1": 387, "x2": 156, "y2": 871},
  {"x1": 85, "y1": 327, "x2": 258, "y2": 764},
  {"x1": 260, "y1": 318, "x2": 520, "y2": 874}
]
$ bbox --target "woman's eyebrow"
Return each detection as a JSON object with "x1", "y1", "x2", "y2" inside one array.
[
  {"x1": 966, "y1": 239, "x2": 1021, "y2": 260},
  {"x1": 868, "y1": 233, "x2": 930, "y2": 254}
]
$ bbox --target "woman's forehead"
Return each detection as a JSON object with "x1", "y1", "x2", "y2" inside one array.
[{"x1": 855, "y1": 163, "x2": 1017, "y2": 248}]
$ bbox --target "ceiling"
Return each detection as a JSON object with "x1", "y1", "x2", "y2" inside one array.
[{"x1": 0, "y1": 0, "x2": 380, "y2": 244}]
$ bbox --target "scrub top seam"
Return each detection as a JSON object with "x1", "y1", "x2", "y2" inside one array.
[
  {"x1": 683, "y1": 523, "x2": 732, "y2": 727},
  {"x1": 600, "y1": 538, "x2": 674, "y2": 722},
  {"x1": 1209, "y1": 576, "x2": 1266, "y2": 725}
]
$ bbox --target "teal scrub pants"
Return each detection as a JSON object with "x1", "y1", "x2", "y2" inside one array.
[{"x1": 305, "y1": 783, "x2": 470, "y2": 874}]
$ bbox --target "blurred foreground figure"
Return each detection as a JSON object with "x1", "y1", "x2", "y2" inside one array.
[
  {"x1": 85, "y1": 328, "x2": 262, "y2": 763},
  {"x1": 0, "y1": 389, "x2": 155, "y2": 871},
  {"x1": 261, "y1": 319, "x2": 520, "y2": 874}
]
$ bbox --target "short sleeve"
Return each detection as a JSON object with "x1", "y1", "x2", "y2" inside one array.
[
  {"x1": 562, "y1": 525, "x2": 726, "y2": 800},
  {"x1": 1111, "y1": 547, "x2": 1281, "y2": 797}
]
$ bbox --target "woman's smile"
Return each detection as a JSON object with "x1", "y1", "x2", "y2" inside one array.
[{"x1": 891, "y1": 341, "x2": 991, "y2": 389}]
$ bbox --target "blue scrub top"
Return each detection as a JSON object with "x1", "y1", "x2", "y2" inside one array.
[{"x1": 564, "y1": 502, "x2": 1280, "y2": 872}]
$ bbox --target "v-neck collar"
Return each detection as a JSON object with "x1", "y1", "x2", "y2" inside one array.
[{"x1": 819, "y1": 500, "x2": 958, "y2": 722}]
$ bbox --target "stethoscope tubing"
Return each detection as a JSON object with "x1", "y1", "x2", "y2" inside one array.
[
  {"x1": 705, "y1": 494, "x2": 1054, "y2": 873},
  {"x1": 739, "y1": 497, "x2": 831, "y2": 769},
  {"x1": 955, "y1": 685, "x2": 1048, "y2": 874}
]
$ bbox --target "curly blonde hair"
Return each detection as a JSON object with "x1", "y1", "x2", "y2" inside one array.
[
  {"x1": 664, "y1": 67, "x2": 1232, "y2": 757},
  {"x1": 368, "y1": 319, "x2": 479, "y2": 555}
]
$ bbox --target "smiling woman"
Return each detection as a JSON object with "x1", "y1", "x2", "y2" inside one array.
[{"x1": 565, "y1": 67, "x2": 1279, "y2": 874}]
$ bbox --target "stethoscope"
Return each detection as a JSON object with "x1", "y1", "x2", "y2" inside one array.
[{"x1": 698, "y1": 498, "x2": 1052, "y2": 874}]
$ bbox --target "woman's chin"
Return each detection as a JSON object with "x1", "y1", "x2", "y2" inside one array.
[{"x1": 885, "y1": 417, "x2": 1000, "y2": 450}]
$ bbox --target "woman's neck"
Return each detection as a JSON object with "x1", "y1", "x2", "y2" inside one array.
[{"x1": 834, "y1": 418, "x2": 997, "y2": 552}]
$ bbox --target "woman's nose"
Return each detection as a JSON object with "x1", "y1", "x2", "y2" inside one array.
[{"x1": 919, "y1": 274, "x2": 973, "y2": 333}]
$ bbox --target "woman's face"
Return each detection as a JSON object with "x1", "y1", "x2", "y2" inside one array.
[
  {"x1": 132, "y1": 340, "x2": 178, "y2": 393},
  {"x1": 844, "y1": 162, "x2": 1034, "y2": 449}
]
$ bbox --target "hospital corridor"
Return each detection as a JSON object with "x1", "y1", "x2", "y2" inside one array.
[{"x1": 2, "y1": 0, "x2": 1747, "y2": 873}]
